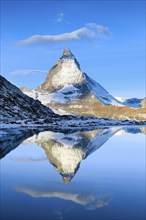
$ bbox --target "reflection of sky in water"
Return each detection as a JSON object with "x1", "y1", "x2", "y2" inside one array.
[{"x1": 0, "y1": 127, "x2": 145, "y2": 220}]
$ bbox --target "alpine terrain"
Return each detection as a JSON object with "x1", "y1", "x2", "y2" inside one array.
[
  {"x1": 2, "y1": 75, "x2": 137, "y2": 127},
  {"x1": 21, "y1": 49, "x2": 146, "y2": 122}
]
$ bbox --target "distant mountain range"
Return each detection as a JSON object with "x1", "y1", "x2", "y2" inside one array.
[
  {"x1": 20, "y1": 49, "x2": 146, "y2": 122},
  {"x1": 115, "y1": 97, "x2": 145, "y2": 108}
]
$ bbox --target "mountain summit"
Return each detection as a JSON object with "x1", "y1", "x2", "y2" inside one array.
[
  {"x1": 61, "y1": 48, "x2": 75, "y2": 58},
  {"x1": 37, "y1": 48, "x2": 82, "y2": 92}
]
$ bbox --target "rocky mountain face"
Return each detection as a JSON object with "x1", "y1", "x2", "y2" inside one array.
[
  {"x1": 0, "y1": 75, "x2": 57, "y2": 124},
  {"x1": 21, "y1": 49, "x2": 146, "y2": 122}
]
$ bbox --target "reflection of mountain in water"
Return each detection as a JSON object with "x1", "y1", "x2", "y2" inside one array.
[
  {"x1": 23, "y1": 128, "x2": 118, "y2": 183},
  {"x1": 22, "y1": 126, "x2": 145, "y2": 183},
  {"x1": 0, "y1": 126, "x2": 145, "y2": 183}
]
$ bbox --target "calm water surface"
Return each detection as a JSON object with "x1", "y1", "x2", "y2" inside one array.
[{"x1": 0, "y1": 126, "x2": 145, "y2": 220}]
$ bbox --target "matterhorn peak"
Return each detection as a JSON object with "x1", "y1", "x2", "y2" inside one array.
[
  {"x1": 60, "y1": 48, "x2": 75, "y2": 60},
  {"x1": 63, "y1": 48, "x2": 73, "y2": 56},
  {"x1": 34, "y1": 49, "x2": 123, "y2": 107},
  {"x1": 59, "y1": 48, "x2": 81, "y2": 71}
]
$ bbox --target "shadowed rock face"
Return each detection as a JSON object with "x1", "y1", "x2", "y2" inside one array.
[
  {"x1": 0, "y1": 75, "x2": 57, "y2": 124},
  {"x1": 20, "y1": 49, "x2": 146, "y2": 122}
]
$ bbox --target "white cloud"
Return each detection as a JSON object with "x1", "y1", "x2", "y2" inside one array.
[
  {"x1": 17, "y1": 23, "x2": 110, "y2": 45},
  {"x1": 86, "y1": 23, "x2": 109, "y2": 34},
  {"x1": 56, "y1": 12, "x2": 64, "y2": 22},
  {"x1": 9, "y1": 70, "x2": 48, "y2": 75}
]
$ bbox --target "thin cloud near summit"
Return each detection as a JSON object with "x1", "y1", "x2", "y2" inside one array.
[
  {"x1": 9, "y1": 70, "x2": 48, "y2": 75},
  {"x1": 17, "y1": 23, "x2": 110, "y2": 45}
]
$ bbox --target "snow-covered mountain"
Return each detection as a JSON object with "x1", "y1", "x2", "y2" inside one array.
[
  {"x1": 0, "y1": 75, "x2": 57, "y2": 124},
  {"x1": 22, "y1": 49, "x2": 122, "y2": 106},
  {"x1": 115, "y1": 97, "x2": 143, "y2": 108},
  {"x1": 21, "y1": 49, "x2": 146, "y2": 122}
]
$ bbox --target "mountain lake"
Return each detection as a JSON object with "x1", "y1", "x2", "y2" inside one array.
[{"x1": 0, "y1": 126, "x2": 145, "y2": 220}]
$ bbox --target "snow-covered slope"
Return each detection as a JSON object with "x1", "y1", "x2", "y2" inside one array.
[
  {"x1": 23, "y1": 85, "x2": 82, "y2": 105},
  {"x1": 84, "y1": 74, "x2": 122, "y2": 106}
]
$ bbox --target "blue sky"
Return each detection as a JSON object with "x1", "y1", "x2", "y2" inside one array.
[{"x1": 1, "y1": 0, "x2": 145, "y2": 98}]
